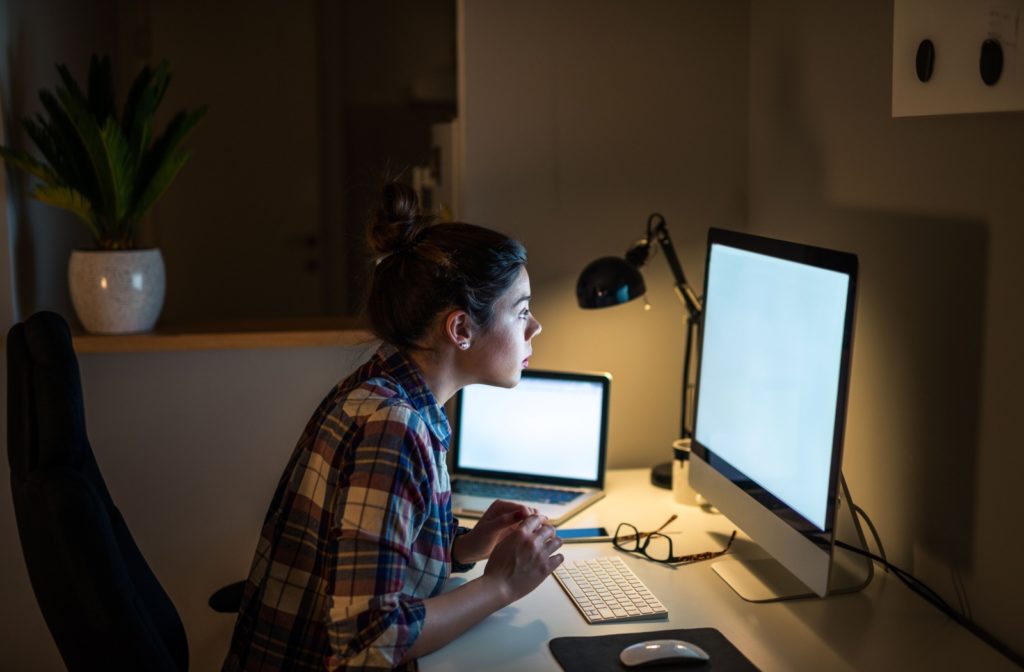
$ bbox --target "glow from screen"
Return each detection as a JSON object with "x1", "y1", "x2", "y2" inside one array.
[
  {"x1": 457, "y1": 378, "x2": 605, "y2": 481},
  {"x1": 695, "y1": 244, "x2": 849, "y2": 530}
]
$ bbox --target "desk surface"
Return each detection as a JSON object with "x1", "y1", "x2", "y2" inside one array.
[{"x1": 421, "y1": 469, "x2": 1014, "y2": 672}]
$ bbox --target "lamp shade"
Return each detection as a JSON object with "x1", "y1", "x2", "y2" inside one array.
[{"x1": 576, "y1": 256, "x2": 646, "y2": 308}]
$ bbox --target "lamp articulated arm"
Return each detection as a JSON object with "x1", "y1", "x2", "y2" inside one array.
[
  {"x1": 638, "y1": 213, "x2": 702, "y2": 440},
  {"x1": 646, "y1": 213, "x2": 702, "y2": 320}
]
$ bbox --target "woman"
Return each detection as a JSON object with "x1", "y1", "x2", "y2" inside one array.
[{"x1": 223, "y1": 182, "x2": 562, "y2": 670}]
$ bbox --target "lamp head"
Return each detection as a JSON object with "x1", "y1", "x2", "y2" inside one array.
[{"x1": 576, "y1": 256, "x2": 646, "y2": 308}]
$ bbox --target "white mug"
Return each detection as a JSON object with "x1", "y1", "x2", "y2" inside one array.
[{"x1": 671, "y1": 438, "x2": 700, "y2": 506}]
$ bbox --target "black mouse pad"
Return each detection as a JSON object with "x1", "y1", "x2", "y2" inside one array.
[{"x1": 548, "y1": 627, "x2": 759, "y2": 671}]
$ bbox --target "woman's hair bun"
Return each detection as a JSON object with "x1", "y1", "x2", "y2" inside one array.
[{"x1": 369, "y1": 181, "x2": 434, "y2": 255}]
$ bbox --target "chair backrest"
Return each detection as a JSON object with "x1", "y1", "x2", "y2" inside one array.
[{"x1": 6, "y1": 311, "x2": 189, "y2": 672}]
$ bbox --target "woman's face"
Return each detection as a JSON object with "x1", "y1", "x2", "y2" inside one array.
[{"x1": 469, "y1": 266, "x2": 542, "y2": 388}]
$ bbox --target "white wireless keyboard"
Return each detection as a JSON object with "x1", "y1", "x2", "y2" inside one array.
[{"x1": 553, "y1": 556, "x2": 669, "y2": 624}]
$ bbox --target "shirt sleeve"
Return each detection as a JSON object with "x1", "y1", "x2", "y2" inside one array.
[
  {"x1": 450, "y1": 525, "x2": 478, "y2": 573},
  {"x1": 325, "y1": 402, "x2": 436, "y2": 670}
]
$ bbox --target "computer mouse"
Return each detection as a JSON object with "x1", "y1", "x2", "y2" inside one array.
[{"x1": 619, "y1": 639, "x2": 711, "y2": 667}]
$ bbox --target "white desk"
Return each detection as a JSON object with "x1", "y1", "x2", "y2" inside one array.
[{"x1": 421, "y1": 469, "x2": 1014, "y2": 671}]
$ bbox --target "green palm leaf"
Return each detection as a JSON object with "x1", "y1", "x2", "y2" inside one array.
[
  {"x1": 131, "y1": 147, "x2": 192, "y2": 226},
  {"x1": 32, "y1": 185, "x2": 101, "y2": 241},
  {"x1": 0, "y1": 146, "x2": 60, "y2": 184},
  {"x1": 86, "y1": 55, "x2": 116, "y2": 126},
  {"x1": 131, "y1": 105, "x2": 207, "y2": 221},
  {"x1": 21, "y1": 118, "x2": 66, "y2": 183},
  {"x1": 122, "y1": 61, "x2": 171, "y2": 165},
  {"x1": 99, "y1": 118, "x2": 136, "y2": 222},
  {"x1": 55, "y1": 64, "x2": 89, "y2": 112},
  {"x1": 36, "y1": 90, "x2": 99, "y2": 202},
  {"x1": 55, "y1": 82, "x2": 120, "y2": 224}
]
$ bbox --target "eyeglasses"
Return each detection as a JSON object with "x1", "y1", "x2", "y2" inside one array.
[{"x1": 613, "y1": 515, "x2": 737, "y2": 565}]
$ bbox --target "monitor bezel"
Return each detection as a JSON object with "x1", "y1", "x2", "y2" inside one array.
[
  {"x1": 691, "y1": 227, "x2": 859, "y2": 551},
  {"x1": 451, "y1": 369, "x2": 611, "y2": 489}
]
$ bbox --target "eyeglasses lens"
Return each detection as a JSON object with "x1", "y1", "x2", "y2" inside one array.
[
  {"x1": 644, "y1": 533, "x2": 673, "y2": 562},
  {"x1": 614, "y1": 523, "x2": 640, "y2": 551}
]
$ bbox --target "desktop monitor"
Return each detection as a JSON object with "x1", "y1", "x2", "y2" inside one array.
[{"x1": 689, "y1": 227, "x2": 870, "y2": 601}]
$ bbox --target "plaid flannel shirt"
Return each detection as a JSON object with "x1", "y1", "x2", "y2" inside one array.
[{"x1": 223, "y1": 344, "x2": 472, "y2": 671}]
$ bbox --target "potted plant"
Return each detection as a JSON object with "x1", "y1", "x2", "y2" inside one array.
[{"x1": 0, "y1": 54, "x2": 207, "y2": 333}]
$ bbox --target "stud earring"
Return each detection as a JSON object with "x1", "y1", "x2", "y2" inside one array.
[{"x1": 460, "y1": 341, "x2": 470, "y2": 350}]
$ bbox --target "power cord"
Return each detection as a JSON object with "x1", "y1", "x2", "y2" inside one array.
[
  {"x1": 834, "y1": 539, "x2": 1023, "y2": 668},
  {"x1": 850, "y1": 504, "x2": 887, "y2": 569}
]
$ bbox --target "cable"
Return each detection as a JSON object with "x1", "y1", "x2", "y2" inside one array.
[
  {"x1": 949, "y1": 568, "x2": 968, "y2": 622},
  {"x1": 851, "y1": 504, "x2": 887, "y2": 570},
  {"x1": 850, "y1": 505, "x2": 975, "y2": 625},
  {"x1": 957, "y1": 570, "x2": 973, "y2": 623},
  {"x1": 835, "y1": 540, "x2": 1023, "y2": 668}
]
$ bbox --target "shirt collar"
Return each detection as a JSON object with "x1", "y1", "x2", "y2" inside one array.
[{"x1": 374, "y1": 343, "x2": 452, "y2": 449}]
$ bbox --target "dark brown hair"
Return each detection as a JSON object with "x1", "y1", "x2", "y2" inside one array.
[{"x1": 366, "y1": 182, "x2": 527, "y2": 350}]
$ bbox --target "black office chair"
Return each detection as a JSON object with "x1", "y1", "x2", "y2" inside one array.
[{"x1": 6, "y1": 311, "x2": 189, "y2": 671}]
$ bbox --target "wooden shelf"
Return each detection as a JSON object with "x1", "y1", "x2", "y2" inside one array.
[{"x1": 71, "y1": 316, "x2": 376, "y2": 353}]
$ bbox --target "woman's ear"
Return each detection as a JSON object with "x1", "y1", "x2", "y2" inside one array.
[{"x1": 444, "y1": 310, "x2": 474, "y2": 350}]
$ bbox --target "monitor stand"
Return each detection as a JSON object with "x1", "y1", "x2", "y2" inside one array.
[{"x1": 710, "y1": 473, "x2": 874, "y2": 603}]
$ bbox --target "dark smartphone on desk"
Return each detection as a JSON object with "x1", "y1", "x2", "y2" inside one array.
[{"x1": 556, "y1": 526, "x2": 611, "y2": 543}]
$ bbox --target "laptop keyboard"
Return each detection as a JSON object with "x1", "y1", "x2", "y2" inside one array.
[{"x1": 452, "y1": 479, "x2": 583, "y2": 504}]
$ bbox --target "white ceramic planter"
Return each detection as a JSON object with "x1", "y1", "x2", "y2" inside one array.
[{"x1": 68, "y1": 249, "x2": 166, "y2": 334}]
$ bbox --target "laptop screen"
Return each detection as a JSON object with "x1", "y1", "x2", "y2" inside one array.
[{"x1": 452, "y1": 370, "x2": 610, "y2": 486}]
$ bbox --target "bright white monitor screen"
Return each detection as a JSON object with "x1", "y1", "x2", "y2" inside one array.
[
  {"x1": 455, "y1": 375, "x2": 606, "y2": 482},
  {"x1": 695, "y1": 243, "x2": 850, "y2": 531}
]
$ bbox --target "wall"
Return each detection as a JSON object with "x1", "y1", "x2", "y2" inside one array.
[
  {"x1": 459, "y1": 0, "x2": 750, "y2": 470},
  {"x1": 151, "y1": 0, "x2": 456, "y2": 322},
  {"x1": 0, "y1": 0, "x2": 14, "y2": 326},
  {"x1": 149, "y1": 0, "x2": 327, "y2": 322},
  {"x1": 0, "y1": 341, "x2": 376, "y2": 670},
  {"x1": 748, "y1": 0, "x2": 1023, "y2": 654},
  {"x1": 334, "y1": 0, "x2": 457, "y2": 315},
  {"x1": 1, "y1": 95, "x2": 14, "y2": 327}
]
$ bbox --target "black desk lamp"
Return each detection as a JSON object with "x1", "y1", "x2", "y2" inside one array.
[{"x1": 576, "y1": 213, "x2": 702, "y2": 489}]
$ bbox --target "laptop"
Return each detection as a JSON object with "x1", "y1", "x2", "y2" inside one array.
[{"x1": 449, "y1": 369, "x2": 611, "y2": 526}]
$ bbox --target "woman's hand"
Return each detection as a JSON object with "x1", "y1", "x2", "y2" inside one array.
[
  {"x1": 482, "y1": 513, "x2": 564, "y2": 603},
  {"x1": 452, "y1": 499, "x2": 535, "y2": 564},
  {"x1": 402, "y1": 513, "x2": 564, "y2": 663}
]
